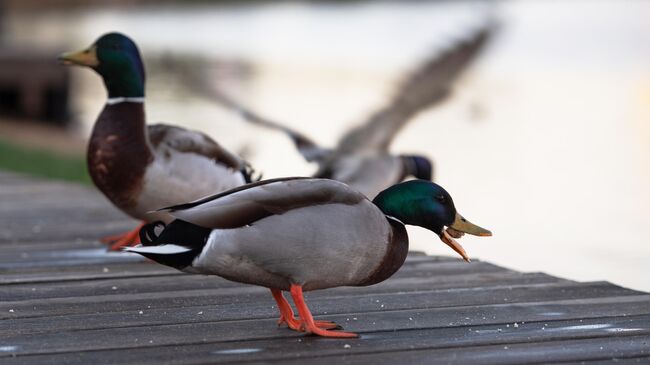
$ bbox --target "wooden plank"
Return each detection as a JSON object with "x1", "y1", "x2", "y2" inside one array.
[
  {"x1": 1, "y1": 281, "x2": 638, "y2": 336},
  {"x1": 561, "y1": 357, "x2": 650, "y2": 364},
  {"x1": 0, "y1": 171, "x2": 42, "y2": 182},
  {"x1": 0, "y1": 250, "x2": 144, "y2": 270},
  {"x1": 0, "y1": 222, "x2": 137, "y2": 244},
  {"x1": 0, "y1": 213, "x2": 121, "y2": 227},
  {"x1": 283, "y1": 335, "x2": 650, "y2": 365},
  {"x1": 0, "y1": 272, "x2": 562, "y2": 320},
  {"x1": 0, "y1": 191, "x2": 108, "y2": 203},
  {"x1": 0, "y1": 255, "x2": 147, "y2": 274},
  {"x1": 0, "y1": 263, "x2": 178, "y2": 285},
  {"x1": 0, "y1": 181, "x2": 89, "y2": 193},
  {"x1": 6, "y1": 315, "x2": 649, "y2": 365},
  {"x1": 0, "y1": 259, "x2": 505, "y2": 286},
  {"x1": 0, "y1": 266, "x2": 180, "y2": 285},
  {"x1": 0, "y1": 197, "x2": 114, "y2": 211},
  {"x1": 2, "y1": 296, "x2": 650, "y2": 358},
  {"x1": 4, "y1": 315, "x2": 649, "y2": 364},
  {"x1": 0, "y1": 264, "x2": 549, "y2": 302},
  {"x1": 0, "y1": 248, "x2": 143, "y2": 270},
  {"x1": 0, "y1": 239, "x2": 102, "y2": 252}
]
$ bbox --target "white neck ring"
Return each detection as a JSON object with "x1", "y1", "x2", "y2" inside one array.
[{"x1": 106, "y1": 97, "x2": 145, "y2": 105}]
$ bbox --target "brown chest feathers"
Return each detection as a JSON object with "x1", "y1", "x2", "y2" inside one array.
[{"x1": 87, "y1": 102, "x2": 153, "y2": 212}]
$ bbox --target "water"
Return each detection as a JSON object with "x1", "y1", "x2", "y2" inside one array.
[{"x1": 4, "y1": 0, "x2": 650, "y2": 291}]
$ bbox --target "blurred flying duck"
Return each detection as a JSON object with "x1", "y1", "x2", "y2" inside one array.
[
  {"x1": 125, "y1": 177, "x2": 491, "y2": 338},
  {"x1": 59, "y1": 33, "x2": 255, "y2": 250},
  {"x1": 191, "y1": 23, "x2": 492, "y2": 198}
]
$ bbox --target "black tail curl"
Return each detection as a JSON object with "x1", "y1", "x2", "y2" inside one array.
[
  {"x1": 139, "y1": 221, "x2": 167, "y2": 246},
  {"x1": 138, "y1": 219, "x2": 212, "y2": 251},
  {"x1": 133, "y1": 219, "x2": 212, "y2": 270}
]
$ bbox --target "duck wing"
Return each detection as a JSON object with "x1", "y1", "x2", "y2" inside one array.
[
  {"x1": 178, "y1": 66, "x2": 330, "y2": 163},
  {"x1": 211, "y1": 22, "x2": 492, "y2": 169},
  {"x1": 158, "y1": 177, "x2": 365, "y2": 229},
  {"x1": 148, "y1": 123, "x2": 247, "y2": 171},
  {"x1": 205, "y1": 89, "x2": 329, "y2": 162},
  {"x1": 177, "y1": 20, "x2": 492, "y2": 165},
  {"x1": 336, "y1": 23, "x2": 494, "y2": 155}
]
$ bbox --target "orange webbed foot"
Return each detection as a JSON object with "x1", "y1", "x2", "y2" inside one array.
[
  {"x1": 289, "y1": 285, "x2": 359, "y2": 338},
  {"x1": 103, "y1": 223, "x2": 145, "y2": 251},
  {"x1": 311, "y1": 320, "x2": 342, "y2": 330},
  {"x1": 100, "y1": 232, "x2": 127, "y2": 245},
  {"x1": 277, "y1": 315, "x2": 341, "y2": 331},
  {"x1": 272, "y1": 289, "x2": 344, "y2": 332}
]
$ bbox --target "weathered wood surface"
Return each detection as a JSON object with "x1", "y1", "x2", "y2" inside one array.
[{"x1": 1, "y1": 171, "x2": 649, "y2": 364}]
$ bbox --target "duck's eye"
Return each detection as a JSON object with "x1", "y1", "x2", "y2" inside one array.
[
  {"x1": 111, "y1": 44, "x2": 120, "y2": 50},
  {"x1": 435, "y1": 195, "x2": 446, "y2": 203}
]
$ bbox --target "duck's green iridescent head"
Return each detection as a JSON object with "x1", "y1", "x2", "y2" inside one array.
[
  {"x1": 59, "y1": 33, "x2": 145, "y2": 98},
  {"x1": 373, "y1": 180, "x2": 491, "y2": 261}
]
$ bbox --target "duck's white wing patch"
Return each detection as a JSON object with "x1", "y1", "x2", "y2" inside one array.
[
  {"x1": 148, "y1": 123, "x2": 244, "y2": 171},
  {"x1": 138, "y1": 152, "x2": 245, "y2": 216},
  {"x1": 124, "y1": 244, "x2": 192, "y2": 255}
]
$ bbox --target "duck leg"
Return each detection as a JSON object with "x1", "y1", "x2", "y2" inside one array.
[
  {"x1": 270, "y1": 289, "x2": 340, "y2": 331},
  {"x1": 289, "y1": 284, "x2": 358, "y2": 338},
  {"x1": 103, "y1": 223, "x2": 145, "y2": 251}
]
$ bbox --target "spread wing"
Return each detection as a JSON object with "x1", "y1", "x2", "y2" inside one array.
[
  {"x1": 207, "y1": 90, "x2": 329, "y2": 162},
  {"x1": 336, "y1": 23, "x2": 494, "y2": 154},
  {"x1": 178, "y1": 68, "x2": 330, "y2": 163},
  {"x1": 158, "y1": 177, "x2": 366, "y2": 229},
  {"x1": 173, "y1": 18, "x2": 493, "y2": 163},
  {"x1": 148, "y1": 124, "x2": 245, "y2": 171}
]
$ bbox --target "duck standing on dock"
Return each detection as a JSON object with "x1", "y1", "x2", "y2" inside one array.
[
  {"x1": 59, "y1": 33, "x2": 254, "y2": 251},
  {"x1": 125, "y1": 178, "x2": 491, "y2": 338}
]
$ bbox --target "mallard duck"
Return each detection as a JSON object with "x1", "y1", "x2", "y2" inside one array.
[
  {"x1": 125, "y1": 177, "x2": 491, "y2": 338},
  {"x1": 193, "y1": 23, "x2": 492, "y2": 198},
  {"x1": 59, "y1": 33, "x2": 254, "y2": 250}
]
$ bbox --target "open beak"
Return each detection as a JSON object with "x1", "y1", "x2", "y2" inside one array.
[
  {"x1": 439, "y1": 213, "x2": 492, "y2": 263},
  {"x1": 440, "y1": 230, "x2": 471, "y2": 262},
  {"x1": 58, "y1": 46, "x2": 99, "y2": 67},
  {"x1": 449, "y1": 213, "x2": 492, "y2": 236}
]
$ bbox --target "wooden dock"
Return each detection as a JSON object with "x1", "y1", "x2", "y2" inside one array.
[{"x1": 1, "y1": 170, "x2": 649, "y2": 364}]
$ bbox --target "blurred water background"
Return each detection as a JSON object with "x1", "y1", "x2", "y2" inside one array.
[{"x1": 2, "y1": 0, "x2": 649, "y2": 291}]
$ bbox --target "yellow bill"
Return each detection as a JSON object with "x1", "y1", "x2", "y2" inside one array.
[
  {"x1": 449, "y1": 213, "x2": 492, "y2": 236},
  {"x1": 58, "y1": 46, "x2": 99, "y2": 67}
]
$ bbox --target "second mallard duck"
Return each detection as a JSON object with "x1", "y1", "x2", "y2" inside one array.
[
  {"x1": 126, "y1": 178, "x2": 491, "y2": 338},
  {"x1": 59, "y1": 33, "x2": 254, "y2": 250}
]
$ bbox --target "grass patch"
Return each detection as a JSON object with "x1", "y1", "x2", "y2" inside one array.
[{"x1": 0, "y1": 139, "x2": 90, "y2": 185}]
